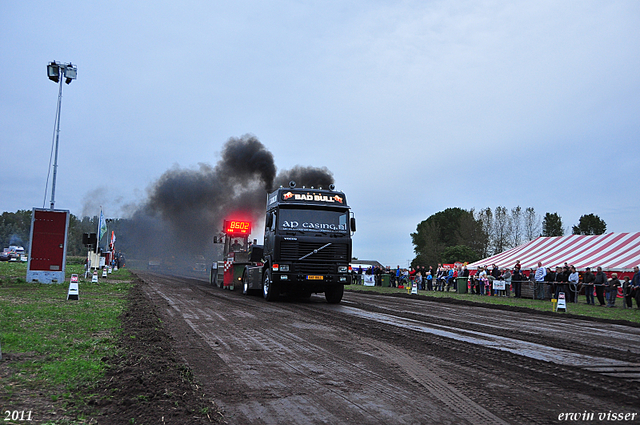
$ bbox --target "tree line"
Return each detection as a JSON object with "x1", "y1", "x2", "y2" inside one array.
[
  {"x1": 0, "y1": 210, "x2": 105, "y2": 256},
  {"x1": 411, "y1": 207, "x2": 607, "y2": 268}
]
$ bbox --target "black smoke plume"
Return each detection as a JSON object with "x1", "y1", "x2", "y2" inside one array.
[{"x1": 119, "y1": 135, "x2": 333, "y2": 268}]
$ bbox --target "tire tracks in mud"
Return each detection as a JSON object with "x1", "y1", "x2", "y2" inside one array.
[
  {"x1": 137, "y1": 272, "x2": 640, "y2": 424},
  {"x1": 144, "y1": 277, "x2": 476, "y2": 423}
]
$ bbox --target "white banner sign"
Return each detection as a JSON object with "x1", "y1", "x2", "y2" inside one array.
[
  {"x1": 363, "y1": 275, "x2": 375, "y2": 286},
  {"x1": 493, "y1": 280, "x2": 506, "y2": 290}
]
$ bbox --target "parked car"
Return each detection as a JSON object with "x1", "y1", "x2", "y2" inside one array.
[{"x1": 0, "y1": 249, "x2": 10, "y2": 261}]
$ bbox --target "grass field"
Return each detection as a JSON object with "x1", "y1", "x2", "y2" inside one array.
[
  {"x1": 345, "y1": 283, "x2": 640, "y2": 324},
  {"x1": 0, "y1": 259, "x2": 134, "y2": 423},
  {"x1": 1, "y1": 260, "x2": 637, "y2": 423}
]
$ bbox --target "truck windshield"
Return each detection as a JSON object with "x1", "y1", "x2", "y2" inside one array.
[{"x1": 278, "y1": 209, "x2": 348, "y2": 234}]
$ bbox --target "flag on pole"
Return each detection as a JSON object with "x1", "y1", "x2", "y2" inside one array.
[
  {"x1": 98, "y1": 209, "x2": 107, "y2": 242},
  {"x1": 110, "y1": 231, "x2": 116, "y2": 251}
]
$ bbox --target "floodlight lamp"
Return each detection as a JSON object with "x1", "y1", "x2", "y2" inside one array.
[
  {"x1": 47, "y1": 62, "x2": 60, "y2": 83},
  {"x1": 64, "y1": 65, "x2": 77, "y2": 84}
]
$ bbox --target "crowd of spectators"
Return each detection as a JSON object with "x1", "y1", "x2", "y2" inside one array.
[{"x1": 352, "y1": 262, "x2": 640, "y2": 309}]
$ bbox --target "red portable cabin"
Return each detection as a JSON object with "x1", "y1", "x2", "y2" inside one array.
[{"x1": 26, "y1": 208, "x2": 70, "y2": 284}]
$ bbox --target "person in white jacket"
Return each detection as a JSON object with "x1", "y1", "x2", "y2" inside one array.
[
  {"x1": 568, "y1": 265, "x2": 579, "y2": 303},
  {"x1": 534, "y1": 262, "x2": 547, "y2": 300}
]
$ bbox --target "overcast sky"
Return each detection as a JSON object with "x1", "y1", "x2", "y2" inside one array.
[{"x1": 1, "y1": 1, "x2": 639, "y2": 267}]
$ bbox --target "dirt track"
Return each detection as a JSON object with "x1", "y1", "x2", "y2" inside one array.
[{"x1": 136, "y1": 271, "x2": 640, "y2": 424}]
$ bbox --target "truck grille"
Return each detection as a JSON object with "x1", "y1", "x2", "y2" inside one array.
[{"x1": 280, "y1": 241, "x2": 349, "y2": 264}]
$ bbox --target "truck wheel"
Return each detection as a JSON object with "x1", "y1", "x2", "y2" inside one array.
[
  {"x1": 242, "y1": 271, "x2": 251, "y2": 295},
  {"x1": 325, "y1": 284, "x2": 344, "y2": 304},
  {"x1": 263, "y1": 270, "x2": 279, "y2": 301}
]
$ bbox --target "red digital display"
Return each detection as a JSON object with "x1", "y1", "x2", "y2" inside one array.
[{"x1": 224, "y1": 220, "x2": 251, "y2": 235}]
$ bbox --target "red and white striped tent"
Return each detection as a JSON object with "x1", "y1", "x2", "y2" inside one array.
[{"x1": 467, "y1": 232, "x2": 640, "y2": 273}]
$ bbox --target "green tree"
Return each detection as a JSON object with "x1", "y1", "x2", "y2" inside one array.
[
  {"x1": 542, "y1": 212, "x2": 564, "y2": 237},
  {"x1": 0, "y1": 210, "x2": 32, "y2": 249},
  {"x1": 411, "y1": 208, "x2": 486, "y2": 267},
  {"x1": 572, "y1": 214, "x2": 606, "y2": 235},
  {"x1": 441, "y1": 245, "x2": 481, "y2": 264}
]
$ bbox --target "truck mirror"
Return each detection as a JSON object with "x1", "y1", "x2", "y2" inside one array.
[
  {"x1": 266, "y1": 213, "x2": 274, "y2": 229},
  {"x1": 350, "y1": 217, "x2": 356, "y2": 232}
]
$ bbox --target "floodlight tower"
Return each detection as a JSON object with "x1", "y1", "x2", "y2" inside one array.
[{"x1": 46, "y1": 61, "x2": 77, "y2": 210}]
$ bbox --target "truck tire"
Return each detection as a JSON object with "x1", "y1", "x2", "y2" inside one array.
[
  {"x1": 242, "y1": 271, "x2": 252, "y2": 295},
  {"x1": 211, "y1": 266, "x2": 223, "y2": 288},
  {"x1": 325, "y1": 284, "x2": 344, "y2": 304},
  {"x1": 263, "y1": 270, "x2": 279, "y2": 301}
]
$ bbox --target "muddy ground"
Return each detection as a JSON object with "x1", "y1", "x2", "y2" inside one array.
[
  {"x1": 1, "y1": 280, "x2": 223, "y2": 425},
  {"x1": 135, "y1": 272, "x2": 640, "y2": 424},
  {"x1": 3, "y1": 273, "x2": 640, "y2": 424}
]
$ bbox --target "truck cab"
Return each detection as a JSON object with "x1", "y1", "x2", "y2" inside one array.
[{"x1": 243, "y1": 182, "x2": 355, "y2": 303}]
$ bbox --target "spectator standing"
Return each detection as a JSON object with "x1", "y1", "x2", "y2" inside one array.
[
  {"x1": 594, "y1": 266, "x2": 607, "y2": 306},
  {"x1": 606, "y1": 273, "x2": 621, "y2": 307},
  {"x1": 583, "y1": 267, "x2": 595, "y2": 305},
  {"x1": 534, "y1": 262, "x2": 546, "y2": 300},
  {"x1": 426, "y1": 271, "x2": 433, "y2": 291},
  {"x1": 479, "y1": 266, "x2": 489, "y2": 295},
  {"x1": 568, "y1": 265, "x2": 579, "y2": 303},
  {"x1": 421, "y1": 266, "x2": 428, "y2": 289},
  {"x1": 622, "y1": 276, "x2": 633, "y2": 308},
  {"x1": 555, "y1": 266, "x2": 569, "y2": 301},
  {"x1": 546, "y1": 267, "x2": 558, "y2": 300},
  {"x1": 512, "y1": 264, "x2": 522, "y2": 298},
  {"x1": 501, "y1": 268, "x2": 512, "y2": 297},
  {"x1": 446, "y1": 267, "x2": 455, "y2": 291},
  {"x1": 631, "y1": 266, "x2": 640, "y2": 309},
  {"x1": 436, "y1": 266, "x2": 446, "y2": 291},
  {"x1": 415, "y1": 272, "x2": 423, "y2": 292},
  {"x1": 469, "y1": 270, "x2": 479, "y2": 295},
  {"x1": 478, "y1": 266, "x2": 488, "y2": 295}
]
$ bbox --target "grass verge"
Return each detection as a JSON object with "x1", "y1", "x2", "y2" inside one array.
[
  {"x1": 345, "y1": 284, "x2": 640, "y2": 324},
  {"x1": 0, "y1": 260, "x2": 134, "y2": 424}
]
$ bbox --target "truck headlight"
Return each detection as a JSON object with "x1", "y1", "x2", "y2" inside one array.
[
  {"x1": 280, "y1": 265, "x2": 290, "y2": 272},
  {"x1": 338, "y1": 266, "x2": 348, "y2": 273}
]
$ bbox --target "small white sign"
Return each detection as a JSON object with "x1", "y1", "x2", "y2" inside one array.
[
  {"x1": 363, "y1": 275, "x2": 375, "y2": 286},
  {"x1": 556, "y1": 292, "x2": 567, "y2": 312},
  {"x1": 493, "y1": 280, "x2": 506, "y2": 290},
  {"x1": 108, "y1": 266, "x2": 112, "y2": 274},
  {"x1": 91, "y1": 271, "x2": 98, "y2": 283},
  {"x1": 67, "y1": 279, "x2": 79, "y2": 300},
  {"x1": 411, "y1": 282, "x2": 418, "y2": 294},
  {"x1": 102, "y1": 268, "x2": 108, "y2": 278}
]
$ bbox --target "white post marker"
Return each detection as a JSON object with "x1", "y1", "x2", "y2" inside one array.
[
  {"x1": 556, "y1": 292, "x2": 567, "y2": 312},
  {"x1": 67, "y1": 274, "x2": 79, "y2": 300},
  {"x1": 102, "y1": 268, "x2": 108, "y2": 278},
  {"x1": 92, "y1": 270, "x2": 99, "y2": 283},
  {"x1": 411, "y1": 281, "x2": 418, "y2": 294},
  {"x1": 108, "y1": 266, "x2": 112, "y2": 274}
]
